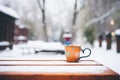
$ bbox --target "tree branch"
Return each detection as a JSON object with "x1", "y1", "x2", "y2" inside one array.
[
  {"x1": 37, "y1": 0, "x2": 43, "y2": 11},
  {"x1": 85, "y1": 6, "x2": 116, "y2": 27},
  {"x1": 72, "y1": 0, "x2": 78, "y2": 25},
  {"x1": 77, "y1": 0, "x2": 85, "y2": 13}
]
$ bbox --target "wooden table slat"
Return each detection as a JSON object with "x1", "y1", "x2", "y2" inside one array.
[
  {"x1": 0, "y1": 60, "x2": 102, "y2": 66},
  {"x1": 0, "y1": 60, "x2": 119, "y2": 80}
]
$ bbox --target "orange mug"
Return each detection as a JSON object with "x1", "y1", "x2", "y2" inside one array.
[{"x1": 65, "y1": 45, "x2": 91, "y2": 62}]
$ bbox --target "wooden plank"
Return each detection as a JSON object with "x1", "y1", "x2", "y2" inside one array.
[
  {"x1": 0, "y1": 66, "x2": 117, "y2": 74},
  {"x1": 0, "y1": 66, "x2": 119, "y2": 80},
  {"x1": 0, "y1": 60, "x2": 102, "y2": 66},
  {"x1": 0, "y1": 60, "x2": 119, "y2": 80}
]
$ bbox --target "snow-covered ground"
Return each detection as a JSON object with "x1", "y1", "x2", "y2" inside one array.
[
  {"x1": 0, "y1": 40, "x2": 120, "y2": 74},
  {"x1": 92, "y1": 41, "x2": 120, "y2": 75}
]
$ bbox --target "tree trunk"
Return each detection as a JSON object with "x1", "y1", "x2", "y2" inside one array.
[
  {"x1": 37, "y1": 0, "x2": 48, "y2": 41},
  {"x1": 72, "y1": 0, "x2": 78, "y2": 25},
  {"x1": 71, "y1": 0, "x2": 78, "y2": 43}
]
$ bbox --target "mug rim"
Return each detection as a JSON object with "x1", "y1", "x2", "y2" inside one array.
[{"x1": 64, "y1": 45, "x2": 81, "y2": 47}]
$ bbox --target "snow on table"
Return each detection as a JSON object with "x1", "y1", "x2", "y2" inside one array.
[
  {"x1": 0, "y1": 40, "x2": 120, "y2": 75},
  {"x1": 0, "y1": 66, "x2": 108, "y2": 74}
]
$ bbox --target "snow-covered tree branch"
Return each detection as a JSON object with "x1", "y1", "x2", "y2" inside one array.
[{"x1": 85, "y1": 6, "x2": 116, "y2": 27}]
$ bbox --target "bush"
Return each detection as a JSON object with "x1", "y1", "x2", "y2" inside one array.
[{"x1": 84, "y1": 27, "x2": 95, "y2": 46}]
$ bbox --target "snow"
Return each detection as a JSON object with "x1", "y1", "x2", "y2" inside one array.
[
  {"x1": 63, "y1": 33, "x2": 72, "y2": 38},
  {"x1": 115, "y1": 29, "x2": 120, "y2": 35},
  {"x1": 17, "y1": 36, "x2": 27, "y2": 40},
  {"x1": 0, "y1": 40, "x2": 120, "y2": 74},
  {"x1": 0, "y1": 41, "x2": 9, "y2": 46},
  {"x1": 91, "y1": 41, "x2": 120, "y2": 75},
  {"x1": 19, "y1": 25, "x2": 26, "y2": 29},
  {"x1": 0, "y1": 5, "x2": 19, "y2": 19},
  {"x1": 27, "y1": 40, "x2": 64, "y2": 51},
  {"x1": 0, "y1": 66, "x2": 108, "y2": 74}
]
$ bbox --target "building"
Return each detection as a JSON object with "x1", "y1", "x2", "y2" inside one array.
[
  {"x1": 14, "y1": 25, "x2": 29, "y2": 44},
  {"x1": 0, "y1": 5, "x2": 19, "y2": 50}
]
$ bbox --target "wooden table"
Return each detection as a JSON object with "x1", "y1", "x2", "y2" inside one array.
[{"x1": 0, "y1": 60, "x2": 119, "y2": 80}]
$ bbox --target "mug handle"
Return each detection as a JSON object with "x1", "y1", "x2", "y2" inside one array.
[{"x1": 80, "y1": 48, "x2": 91, "y2": 59}]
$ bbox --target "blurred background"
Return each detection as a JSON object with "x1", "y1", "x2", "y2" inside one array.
[{"x1": 0, "y1": 0, "x2": 120, "y2": 49}]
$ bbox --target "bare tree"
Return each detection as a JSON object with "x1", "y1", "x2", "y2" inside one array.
[
  {"x1": 72, "y1": 0, "x2": 78, "y2": 25},
  {"x1": 37, "y1": 0, "x2": 48, "y2": 41},
  {"x1": 84, "y1": 0, "x2": 118, "y2": 33},
  {"x1": 71, "y1": 0, "x2": 84, "y2": 42}
]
